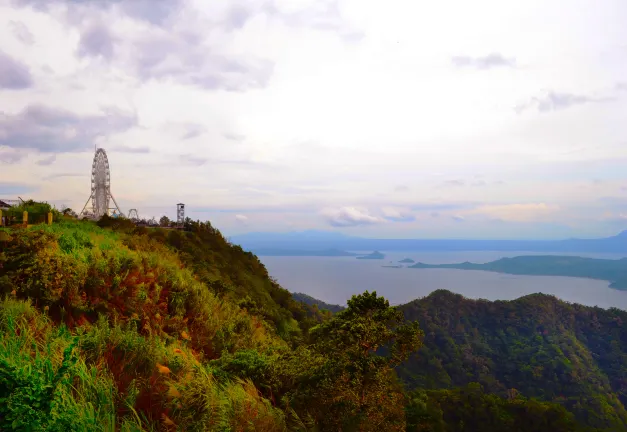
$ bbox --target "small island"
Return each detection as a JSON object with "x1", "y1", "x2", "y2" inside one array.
[
  {"x1": 408, "y1": 255, "x2": 627, "y2": 290},
  {"x1": 356, "y1": 251, "x2": 385, "y2": 260},
  {"x1": 399, "y1": 258, "x2": 415, "y2": 263}
]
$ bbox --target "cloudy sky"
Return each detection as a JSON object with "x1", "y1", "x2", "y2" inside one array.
[{"x1": 1, "y1": 0, "x2": 626, "y2": 239}]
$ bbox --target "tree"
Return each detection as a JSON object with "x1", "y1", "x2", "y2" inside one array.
[
  {"x1": 286, "y1": 291, "x2": 424, "y2": 431},
  {"x1": 62, "y1": 208, "x2": 77, "y2": 218},
  {"x1": 159, "y1": 215, "x2": 170, "y2": 227}
]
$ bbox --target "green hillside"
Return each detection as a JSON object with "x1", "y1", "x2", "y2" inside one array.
[
  {"x1": 0, "y1": 216, "x2": 423, "y2": 430},
  {"x1": 400, "y1": 289, "x2": 627, "y2": 430},
  {"x1": 0, "y1": 213, "x2": 613, "y2": 431},
  {"x1": 291, "y1": 292, "x2": 346, "y2": 314}
]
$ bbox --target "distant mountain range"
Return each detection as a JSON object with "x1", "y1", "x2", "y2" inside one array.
[{"x1": 231, "y1": 229, "x2": 627, "y2": 255}]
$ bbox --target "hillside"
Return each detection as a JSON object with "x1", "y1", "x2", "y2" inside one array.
[
  {"x1": 0, "y1": 217, "x2": 425, "y2": 430},
  {"x1": 409, "y1": 255, "x2": 627, "y2": 289},
  {"x1": 399, "y1": 289, "x2": 627, "y2": 430},
  {"x1": 0, "y1": 214, "x2": 611, "y2": 431},
  {"x1": 291, "y1": 292, "x2": 346, "y2": 313}
]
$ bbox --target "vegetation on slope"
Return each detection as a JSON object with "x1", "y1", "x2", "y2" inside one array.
[
  {"x1": 406, "y1": 383, "x2": 583, "y2": 432},
  {"x1": 291, "y1": 292, "x2": 345, "y2": 314},
  {"x1": 399, "y1": 289, "x2": 627, "y2": 430},
  {"x1": 0, "y1": 217, "x2": 423, "y2": 430},
  {"x1": 0, "y1": 213, "x2": 613, "y2": 431}
]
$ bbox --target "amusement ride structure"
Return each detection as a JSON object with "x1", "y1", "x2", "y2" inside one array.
[{"x1": 79, "y1": 148, "x2": 124, "y2": 219}]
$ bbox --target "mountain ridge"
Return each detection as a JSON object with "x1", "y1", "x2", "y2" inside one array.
[
  {"x1": 398, "y1": 288, "x2": 627, "y2": 430},
  {"x1": 231, "y1": 229, "x2": 627, "y2": 254}
]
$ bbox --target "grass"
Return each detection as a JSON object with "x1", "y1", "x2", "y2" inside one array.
[{"x1": 0, "y1": 219, "x2": 290, "y2": 430}]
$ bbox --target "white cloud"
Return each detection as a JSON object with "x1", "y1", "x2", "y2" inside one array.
[
  {"x1": 235, "y1": 214, "x2": 248, "y2": 222},
  {"x1": 321, "y1": 206, "x2": 382, "y2": 227}
]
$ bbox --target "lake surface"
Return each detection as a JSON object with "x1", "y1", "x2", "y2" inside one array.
[{"x1": 259, "y1": 251, "x2": 627, "y2": 310}]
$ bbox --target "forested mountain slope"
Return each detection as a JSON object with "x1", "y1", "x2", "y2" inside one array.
[
  {"x1": 399, "y1": 289, "x2": 627, "y2": 430},
  {"x1": 0, "y1": 213, "x2": 614, "y2": 431},
  {"x1": 291, "y1": 292, "x2": 346, "y2": 314},
  {"x1": 0, "y1": 217, "x2": 422, "y2": 430}
]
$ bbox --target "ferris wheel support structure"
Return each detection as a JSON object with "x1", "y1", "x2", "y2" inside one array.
[{"x1": 79, "y1": 148, "x2": 123, "y2": 219}]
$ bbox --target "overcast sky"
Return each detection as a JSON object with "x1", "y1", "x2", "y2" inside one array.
[{"x1": 1, "y1": 0, "x2": 626, "y2": 239}]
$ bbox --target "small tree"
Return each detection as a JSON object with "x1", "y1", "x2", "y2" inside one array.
[
  {"x1": 62, "y1": 207, "x2": 77, "y2": 218},
  {"x1": 159, "y1": 215, "x2": 170, "y2": 227},
  {"x1": 287, "y1": 291, "x2": 424, "y2": 431}
]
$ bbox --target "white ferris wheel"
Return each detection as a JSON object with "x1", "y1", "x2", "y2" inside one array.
[{"x1": 79, "y1": 148, "x2": 123, "y2": 219}]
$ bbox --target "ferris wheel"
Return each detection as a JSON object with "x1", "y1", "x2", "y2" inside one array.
[
  {"x1": 92, "y1": 149, "x2": 110, "y2": 216},
  {"x1": 79, "y1": 148, "x2": 123, "y2": 218}
]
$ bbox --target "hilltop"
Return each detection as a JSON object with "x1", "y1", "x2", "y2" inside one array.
[
  {"x1": 291, "y1": 292, "x2": 346, "y2": 314},
  {"x1": 399, "y1": 289, "x2": 627, "y2": 430}
]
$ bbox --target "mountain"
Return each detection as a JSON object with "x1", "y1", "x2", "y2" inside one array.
[
  {"x1": 409, "y1": 255, "x2": 627, "y2": 289},
  {"x1": 356, "y1": 251, "x2": 386, "y2": 260},
  {"x1": 399, "y1": 290, "x2": 627, "y2": 430},
  {"x1": 231, "y1": 230, "x2": 627, "y2": 254}
]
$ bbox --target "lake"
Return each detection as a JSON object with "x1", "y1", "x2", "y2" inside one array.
[{"x1": 259, "y1": 251, "x2": 627, "y2": 310}]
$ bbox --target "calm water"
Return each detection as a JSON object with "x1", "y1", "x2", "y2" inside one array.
[{"x1": 260, "y1": 251, "x2": 627, "y2": 310}]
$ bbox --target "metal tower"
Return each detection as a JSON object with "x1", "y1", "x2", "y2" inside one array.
[
  {"x1": 177, "y1": 203, "x2": 185, "y2": 227},
  {"x1": 128, "y1": 209, "x2": 139, "y2": 220}
]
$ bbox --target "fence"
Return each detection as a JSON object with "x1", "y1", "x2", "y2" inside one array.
[{"x1": 0, "y1": 210, "x2": 54, "y2": 227}]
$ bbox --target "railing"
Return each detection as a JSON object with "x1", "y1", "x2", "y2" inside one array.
[{"x1": 0, "y1": 210, "x2": 54, "y2": 227}]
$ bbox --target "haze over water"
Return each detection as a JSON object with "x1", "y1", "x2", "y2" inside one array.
[{"x1": 260, "y1": 251, "x2": 627, "y2": 309}]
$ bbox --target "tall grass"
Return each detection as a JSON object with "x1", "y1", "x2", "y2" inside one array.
[
  {"x1": 0, "y1": 219, "x2": 289, "y2": 430},
  {"x1": 0, "y1": 297, "x2": 118, "y2": 431}
]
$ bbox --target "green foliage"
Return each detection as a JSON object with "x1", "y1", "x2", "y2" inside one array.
[
  {"x1": 406, "y1": 384, "x2": 584, "y2": 432},
  {"x1": 58, "y1": 229, "x2": 94, "y2": 253},
  {"x1": 2, "y1": 199, "x2": 62, "y2": 224},
  {"x1": 281, "y1": 291, "x2": 424, "y2": 431},
  {"x1": 0, "y1": 297, "x2": 119, "y2": 431},
  {"x1": 138, "y1": 221, "x2": 324, "y2": 340},
  {"x1": 400, "y1": 289, "x2": 627, "y2": 430},
  {"x1": 292, "y1": 292, "x2": 345, "y2": 314}
]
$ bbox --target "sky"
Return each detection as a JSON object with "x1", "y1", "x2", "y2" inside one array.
[{"x1": 0, "y1": 0, "x2": 626, "y2": 239}]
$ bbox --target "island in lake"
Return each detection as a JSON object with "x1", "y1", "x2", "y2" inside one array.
[
  {"x1": 409, "y1": 255, "x2": 627, "y2": 290},
  {"x1": 399, "y1": 258, "x2": 415, "y2": 263},
  {"x1": 356, "y1": 251, "x2": 385, "y2": 260}
]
